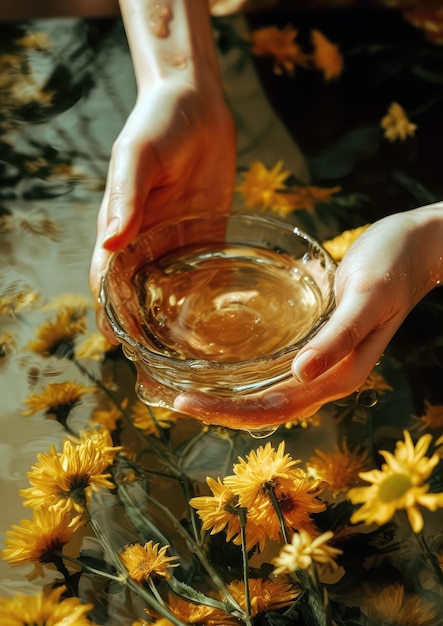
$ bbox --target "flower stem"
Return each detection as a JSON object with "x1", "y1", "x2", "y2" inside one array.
[
  {"x1": 237, "y1": 506, "x2": 252, "y2": 623},
  {"x1": 267, "y1": 484, "x2": 289, "y2": 544},
  {"x1": 54, "y1": 550, "x2": 125, "y2": 583}
]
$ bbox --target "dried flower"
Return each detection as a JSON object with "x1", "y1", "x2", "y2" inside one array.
[
  {"x1": 348, "y1": 431, "x2": 443, "y2": 533},
  {"x1": 273, "y1": 529, "x2": 342, "y2": 574},
  {"x1": 119, "y1": 541, "x2": 179, "y2": 583},
  {"x1": 381, "y1": 102, "x2": 417, "y2": 142}
]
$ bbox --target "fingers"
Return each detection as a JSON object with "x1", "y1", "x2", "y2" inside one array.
[
  {"x1": 173, "y1": 319, "x2": 395, "y2": 432},
  {"x1": 291, "y1": 280, "x2": 401, "y2": 383}
]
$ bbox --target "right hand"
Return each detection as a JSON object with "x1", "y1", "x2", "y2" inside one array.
[{"x1": 89, "y1": 79, "x2": 237, "y2": 340}]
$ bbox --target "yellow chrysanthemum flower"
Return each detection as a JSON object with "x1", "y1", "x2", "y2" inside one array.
[
  {"x1": 40, "y1": 294, "x2": 92, "y2": 315},
  {"x1": 348, "y1": 430, "x2": 443, "y2": 533},
  {"x1": 119, "y1": 541, "x2": 179, "y2": 583},
  {"x1": 311, "y1": 29, "x2": 344, "y2": 80},
  {"x1": 308, "y1": 440, "x2": 370, "y2": 494},
  {"x1": 20, "y1": 439, "x2": 115, "y2": 512},
  {"x1": 2, "y1": 507, "x2": 84, "y2": 577},
  {"x1": 22, "y1": 381, "x2": 96, "y2": 418},
  {"x1": 79, "y1": 426, "x2": 123, "y2": 465},
  {"x1": 90, "y1": 398, "x2": 128, "y2": 432},
  {"x1": 0, "y1": 585, "x2": 96, "y2": 626},
  {"x1": 236, "y1": 161, "x2": 291, "y2": 211},
  {"x1": 26, "y1": 308, "x2": 87, "y2": 357},
  {"x1": 273, "y1": 529, "x2": 343, "y2": 575},
  {"x1": 163, "y1": 595, "x2": 237, "y2": 625},
  {"x1": 224, "y1": 442, "x2": 325, "y2": 539},
  {"x1": 131, "y1": 402, "x2": 178, "y2": 436},
  {"x1": 0, "y1": 332, "x2": 17, "y2": 357},
  {"x1": 361, "y1": 582, "x2": 439, "y2": 626},
  {"x1": 189, "y1": 476, "x2": 268, "y2": 551},
  {"x1": 227, "y1": 578, "x2": 300, "y2": 617},
  {"x1": 249, "y1": 25, "x2": 307, "y2": 76},
  {"x1": 323, "y1": 224, "x2": 370, "y2": 262},
  {"x1": 381, "y1": 102, "x2": 417, "y2": 142}
]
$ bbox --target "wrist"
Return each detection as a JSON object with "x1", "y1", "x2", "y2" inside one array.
[{"x1": 119, "y1": 0, "x2": 223, "y2": 92}]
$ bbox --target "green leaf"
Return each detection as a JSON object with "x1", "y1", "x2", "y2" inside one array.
[{"x1": 166, "y1": 577, "x2": 234, "y2": 615}]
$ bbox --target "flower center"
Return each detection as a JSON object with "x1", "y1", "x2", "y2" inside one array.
[{"x1": 378, "y1": 473, "x2": 412, "y2": 502}]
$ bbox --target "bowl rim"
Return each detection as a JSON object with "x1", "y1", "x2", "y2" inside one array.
[{"x1": 100, "y1": 212, "x2": 337, "y2": 371}]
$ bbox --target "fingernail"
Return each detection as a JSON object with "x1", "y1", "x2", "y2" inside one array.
[
  {"x1": 103, "y1": 217, "x2": 120, "y2": 244},
  {"x1": 292, "y1": 349, "x2": 327, "y2": 382}
]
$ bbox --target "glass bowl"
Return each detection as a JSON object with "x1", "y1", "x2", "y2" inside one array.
[{"x1": 101, "y1": 213, "x2": 336, "y2": 431}]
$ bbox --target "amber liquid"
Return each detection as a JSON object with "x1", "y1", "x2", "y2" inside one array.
[{"x1": 134, "y1": 244, "x2": 325, "y2": 363}]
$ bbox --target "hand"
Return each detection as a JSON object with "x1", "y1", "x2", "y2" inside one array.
[
  {"x1": 89, "y1": 79, "x2": 236, "y2": 340},
  {"x1": 174, "y1": 205, "x2": 443, "y2": 430}
]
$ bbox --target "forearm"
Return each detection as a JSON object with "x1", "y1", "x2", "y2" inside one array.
[{"x1": 118, "y1": 0, "x2": 222, "y2": 90}]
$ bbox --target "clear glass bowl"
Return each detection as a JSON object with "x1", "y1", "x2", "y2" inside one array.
[{"x1": 101, "y1": 213, "x2": 336, "y2": 430}]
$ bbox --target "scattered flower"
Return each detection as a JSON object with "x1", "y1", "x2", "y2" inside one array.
[
  {"x1": 323, "y1": 224, "x2": 370, "y2": 262},
  {"x1": 236, "y1": 160, "x2": 291, "y2": 211},
  {"x1": 348, "y1": 430, "x2": 443, "y2": 533},
  {"x1": 2, "y1": 507, "x2": 84, "y2": 577},
  {"x1": 0, "y1": 585, "x2": 96, "y2": 626},
  {"x1": 20, "y1": 439, "x2": 115, "y2": 512},
  {"x1": 311, "y1": 29, "x2": 344, "y2": 80},
  {"x1": 381, "y1": 102, "x2": 417, "y2": 142},
  {"x1": 248, "y1": 25, "x2": 307, "y2": 76},
  {"x1": 273, "y1": 529, "x2": 342, "y2": 574},
  {"x1": 119, "y1": 541, "x2": 179, "y2": 583},
  {"x1": 308, "y1": 440, "x2": 370, "y2": 494}
]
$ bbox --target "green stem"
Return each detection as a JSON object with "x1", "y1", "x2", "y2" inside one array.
[
  {"x1": 237, "y1": 507, "x2": 252, "y2": 624},
  {"x1": 267, "y1": 485, "x2": 289, "y2": 544},
  {"x1": 132, "y1": 487, "x2": 246, "y2": 621},
  {"x1": 54, "y1": 551, "x2": 125, "y2": 583}
]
